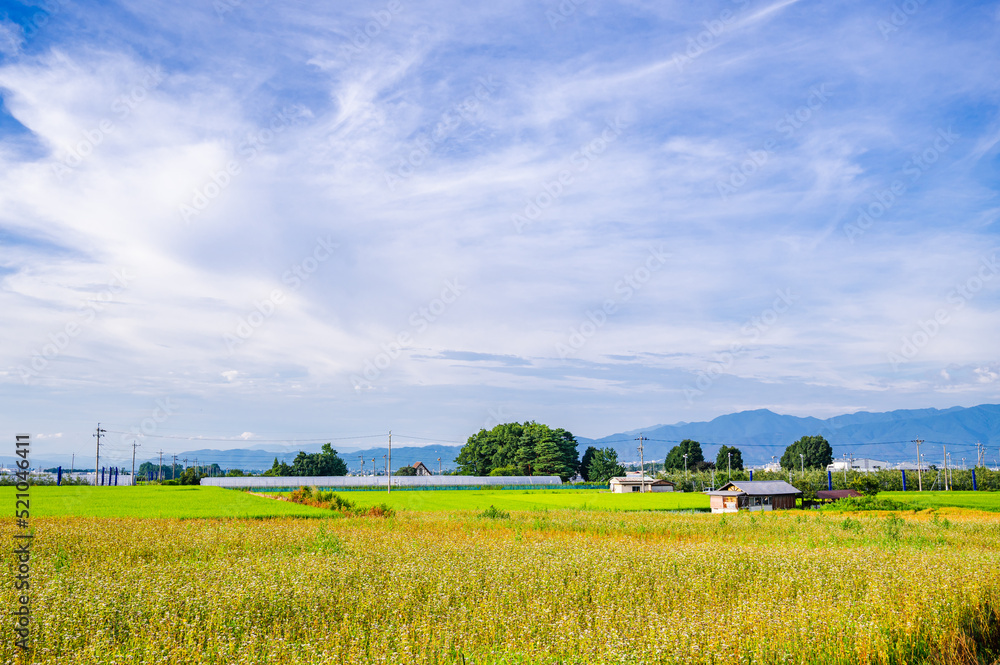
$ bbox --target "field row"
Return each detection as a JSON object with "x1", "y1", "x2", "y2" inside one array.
[{"x1": 4, "y1": 486, "x2": 998, "y2": 518}]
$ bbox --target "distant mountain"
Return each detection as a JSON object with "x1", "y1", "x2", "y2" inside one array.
[
  {"x1": 590, "y1": 404, "x2": 1000, "y2": 466},
  {"x1": 171, "y1": 444, "x2": 463, "y2": 474}
]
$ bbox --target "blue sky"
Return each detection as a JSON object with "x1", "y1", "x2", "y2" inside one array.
[{"x1": 1, "y1": 0, "x2": 999, "y2": 466}]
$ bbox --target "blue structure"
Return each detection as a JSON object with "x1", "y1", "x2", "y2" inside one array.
[
  {"x1": 827, "y1": 470, "x2": 832, "y2": 491},
  {"x1": 902, "y1": 469, "x2": 907, "y2": 491},
  {"x1": 57, "y1": 466, "x2": 62, "y2": 485},
  {"x1": 972, "y1": 469, "x2": 978, "y2": 491}
]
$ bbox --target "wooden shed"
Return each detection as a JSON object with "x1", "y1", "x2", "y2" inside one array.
[
  {"x1": 609, "y1": 477, "x2": 675, "y2": 493},
  {"x1": 705, "y1": 480, "x2": 801, "y2": 513}
]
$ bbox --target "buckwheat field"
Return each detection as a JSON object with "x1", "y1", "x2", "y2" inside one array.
[{"x1": 4, "y1": 507, "x2": 1000, "y2": 664}]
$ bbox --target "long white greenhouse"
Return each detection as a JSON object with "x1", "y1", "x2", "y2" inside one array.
[{"x1": 200, "y1": 475, "x2": 562, "y2": 489}]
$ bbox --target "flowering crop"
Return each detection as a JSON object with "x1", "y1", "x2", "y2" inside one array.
[{"x1": 2, "y1": 509, "x2": 998, "y2": 664}]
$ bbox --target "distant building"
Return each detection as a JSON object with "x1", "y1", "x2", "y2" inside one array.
[
  {"x1": 411, "y1": 461, "x2": 433, "y2": 476},
  {"x1": 827, "y1": 458, "x2": 890, "y2": 473},
  {"x1": 705, "y1": 480, "x2": 801, "y2": 513},
  {"x1": 610, "y1": 476, "x2": 675, "y2": 493}
]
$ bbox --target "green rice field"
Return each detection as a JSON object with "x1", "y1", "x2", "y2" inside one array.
[{"x1": 882, "y1": 491, "x2": 1000, "y2": 512}]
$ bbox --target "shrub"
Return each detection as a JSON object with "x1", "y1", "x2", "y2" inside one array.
[{"x1": 479, "y1": 505, "x2": 510, "y2": 519}]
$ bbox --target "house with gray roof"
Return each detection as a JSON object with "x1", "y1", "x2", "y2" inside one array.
[{"x1": 705, "y1": 480, "x2": 802, "y2": 513}]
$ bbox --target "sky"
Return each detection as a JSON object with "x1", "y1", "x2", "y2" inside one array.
[{"x1": 1, "y1": 0, "x2": 999, "y2": 468}]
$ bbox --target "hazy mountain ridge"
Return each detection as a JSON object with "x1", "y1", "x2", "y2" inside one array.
[{"x1": 593, "y1": 404, "x2": 1000, "y2": 465}]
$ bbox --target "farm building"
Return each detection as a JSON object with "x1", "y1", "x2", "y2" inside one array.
[
  {"x1": 705, "y1": 480, "x2": 801, "y2": 513},
  {"x1": 411, "y1": 462, "x2": 433, "y2": 476},
  {"x1": 609, "y1": 476, "x2": 675, "y2": 493},
  {"x1": 816, "y1": 489, "x2": 862, "y2": 502}
]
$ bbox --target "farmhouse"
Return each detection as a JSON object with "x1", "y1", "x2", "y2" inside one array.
[
  {"x1": 609, "y1": 476, "x2": 675, "y2": 493},
  {"x1": 705, "y1": 480, "x2": 801, "y2": 513},
  {"x1": 411, "y1": 461, "x2": 433, "y2": 476}
]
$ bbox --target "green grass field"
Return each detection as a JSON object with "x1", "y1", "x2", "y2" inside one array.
[
  {"x1": 883, "y1": 490, "x2": 1000, "y2": 512},
  {"x1": 1, "y1": 485, "x2": 331, "y2": 518},
  {"x1": 281, "y1": 488, "x2": 711, "y2": 512}
]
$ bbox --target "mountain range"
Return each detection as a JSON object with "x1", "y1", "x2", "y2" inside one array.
[
  {"x1": 14, "y1": 404, "x2": 999, "y2": 473},
  {"x1": 585, "y1": 404, "x2": 1000, "y2": 466}
]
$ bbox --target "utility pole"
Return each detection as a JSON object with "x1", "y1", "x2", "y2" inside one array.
[
  {"x1": 131, "y1": 441, "x2": 140, "y2": 485},
  {"x1": 172, "y1": 455, "x2": 178, "y2": 481},
  {"x1": 157, "y1": 449, "x2": 164, "y2": 481},
  {"x1": 71, "y1": 453, "x2": 75, "y2": 475},
  {"x1": 359, "y1": 456, "x2": 364, "y2": 476},
  {"x1": 943, "y1": 446, "x2": 948, "y2": 491},
  {"x1": 93, "y1": 423, "x2": 106, "y2": 486},
  {"x1": 728, "y1": 451, "x2": 732, "y2": 482},
  {"x1": 437, "y1": 457, "x2": 442, "y2": 475},
  {"x1": 800, "y1": 453, "x2": 805, "y2": 479},
  {"x1": 635, "y1": 434, "x2": 647, "y2": 493},
  {"x1": 683, "y1": 454, "x2": 688, "y2": 482},
  {"x1": 387, "y1": 430, "x2": 392, "y2": 494},
  {"x1": 371, "y1": 457, "x2": 376, "y2": 477},
  {"x1": 912, "y1": 440, "x2": 923, "y2": 491}
]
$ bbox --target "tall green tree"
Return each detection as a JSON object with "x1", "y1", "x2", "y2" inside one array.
[
  {"x1": 716, "y1": 445, "x2": 744, "y2": 471},
  {"x1": 586, "y1": 447, "x2": 626, "y2": 483},
  {"x1": 780, "y1": 435, "x2": 833, "y2": 470},
  {"x1": 455, "y1": 421, "x2": 579, "y2": 482},
  {"x1": 579, "y1": 446, "x2": 598, "y2": 481},
  {"x1": 665, "y1": 440, "x2": 704, "y2": 470}
]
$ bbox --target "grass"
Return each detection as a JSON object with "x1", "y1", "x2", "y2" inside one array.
[
  {"x1": 277, "y1": 488, "x2": 711, "y2": 513},
  {"x1": 883, "y1": 491, "x2": 1000, "y2": 512},
  {"x1": 4, "y1": 510, "x2": 1000, "y2": 664},
  {"x1": 0, "y1": 485, "x2": 332, "y2": 518}
]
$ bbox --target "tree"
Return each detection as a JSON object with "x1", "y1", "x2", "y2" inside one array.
[
  {"x1": 780, "y1": 435, "x2": 833, "y2": 470},
  {"x1": 579, "y1": 446, "x2": 598, "y2": 481},
  {"x1": 262, "y1": 444, "x2": 348, "y2": 477},
  {"x1": 587, "y1": 447, "x2": 626, "y2": 483},
  {"x1": 665, "y1": 440, "x2": 704, "y2": 470},
  {"x1": 716, "y1": 445, "x2": 744, "y2": 471},
  {"x1": 179, "y1": 466, "x2": 202, "y2": 485},
  {"x1": 225, "y1": 469, "x2": 247, "y2": 477},
  {"x1": 850, "y1": 474, "x2": 881, "y2": 496},
  {"x1": 394, "y1": 465, "x2": 417, "y2": 476},
  {"x1": 455, "y1": 422, "x2": 579, "y2": 482}
]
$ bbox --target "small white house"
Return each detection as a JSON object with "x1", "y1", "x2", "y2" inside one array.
[{"x1": 610, "y1": 476, "x2": 675, "y2": 493}]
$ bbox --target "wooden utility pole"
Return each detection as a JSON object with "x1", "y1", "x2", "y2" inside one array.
[
  {"x1": 131, "y1": 441, "x2": 140, "y2": 485},
  {"x1": 93, "y1": 423, "x2": 106, "y2": 486},
  {"x1": 635, "y1": 434, "x2": 647, "y2": 492},
  {"x1": 943, "y1": 446, "x2": 948, "y2": 491},
  {"x1": 911, "y1": 440, "x2": 923, "y2": 491},
  {"x1": 387, "y1": 431, "x2": 392, "y2": 494}
]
